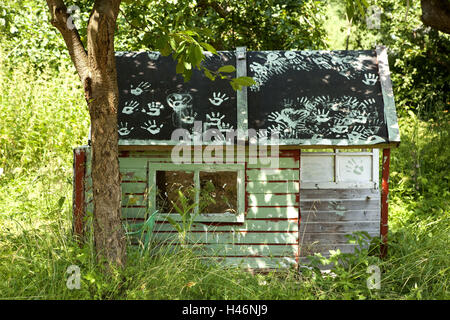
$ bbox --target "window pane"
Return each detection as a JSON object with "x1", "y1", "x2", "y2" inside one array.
[
  {"x1": 200, "y1": 171, "x2": 238, "y2": 214},
  {"x1": 156, "y1": 170, "x2": 195, "y2": 213}
]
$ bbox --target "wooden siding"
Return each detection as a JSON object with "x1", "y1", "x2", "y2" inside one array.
[
  {"x1": 116, "y1": 150, "x2": 300, "y2": 269},
  {"x1": 299, "y1": 150, "x2": 380, "y2": 261},
  {"x1": 299, "y1": 189, "x2": 380, "y2": 260},
  {"x1": 82, "y1": 148, "x2": 380, "y2": 269}
]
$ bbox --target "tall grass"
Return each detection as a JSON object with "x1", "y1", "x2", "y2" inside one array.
[{"x1": 0, "y1": 43, "x2": 449, "y2": 299}]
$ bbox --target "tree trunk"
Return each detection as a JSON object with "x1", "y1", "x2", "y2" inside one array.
[
  {"x1": 421, "y1": 0, "x2": 450, "y2": 34},
  {"x1": 46, "y1": 0, "x2": 126, "y2": 268},
  {"x1": 86, "y1": 1, "x2": 126, "y2": 268}
]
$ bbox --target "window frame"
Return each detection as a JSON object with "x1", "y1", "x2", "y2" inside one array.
[
  {"x1": 148, "y1": 163, "x2": 245, "y2": 223},
  {"x1": 300, "y1": 149, "x2": 379, "y2": 189}
]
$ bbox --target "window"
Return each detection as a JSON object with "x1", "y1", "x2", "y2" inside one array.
[
  {"x1": 149, "y1": 163, "x2": 245, "y2": 222},
  {"x1": 156, "y1": 170, "x2": 195, "y2": 213},
  {"x1": 200, "y1": 171, "x2": 238, "y2": 214},
  {"x1": 300, "y1": 149, "x2": 379, "y2": 189}
]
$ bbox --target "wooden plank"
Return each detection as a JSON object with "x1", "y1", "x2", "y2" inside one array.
[
  {"x1": 247, "y1": 181, "x2": 299, "y2": 193},
  {"x1": 247, "y1": 157, "x2": 299, "y2": 168},
  {"x1": 300, "y1": 181, "x2": 377, "y2": 189},
  {"x1": 300, "y1": 244, "x2": 362, "y2": 257},
  {"x1": 248, "y1": 194, "x2": 298, "y2": 206},
  {"x1": 121, "y1": 154, "x2": 285, "y2": 165},
  {"x1": 300, "y1": 155, "x2": 334, "y2": 182},
  {"x1": 73, "y1": 147, "x2": 86, "y2": 240},
  {"x1": 301, "y1": 210, "x2": 380, "y2": 222},
  {"x1": 236, "y1": 46, "x2": 248, "y2": 138},
  {"x1": 119, "y1": 157, "x2": 148, "y2": 168},
  {"x1": 300, "y1": 199, "x2": 379, "y2": 212},
  {"x1": 149, "y1": 219, "x2": 299, "y2": 232},
  {"x1": 122, "y1": 207, "x2": 148, "y2": 219},
  {"x1": 299, "y1": 232, "x2": 378, "y2": 245},
  {"x1": 380, "y1": 148, "x2": 390, "y2": 257},
  {"x1": 120, "y1": 168, "x2": 147, "y2": 181},
  {"x1": 122, "y1": 194, "x2": 146, "y2": 207},
  {"x1": 119, "y1": 153, "x2": 301, "y2": 168},
  {"x1": 155, "y1": 212, "x2": 245, "y2": 223},
  {"x1": 84, "y1": 148, "x2": 93, "y2": 216},
  {"x1": 300, "y1": 189, "x2": 379, "y2": 200},
  {"x1": 376, "y1": 46, "x2": 401, "y2": 143},
  {"x1": 85, "y1": 148, "x2": 92, "y2": 176},
  {"x1": 149, "y1": 162, "x2": 244, "y2": 171},
  {"x1": 121, "y1": 182, "x2": 148, "y2": 193},
  {"x1": 372, "y1": 149, "x2": 380, "y2": 189},
  {"x1": 150, "y1": 231, "x2": 298, "y2": 244},
  {"x1": 203, "y1": 256, "x2": 297, "y2": 269},
  {"x1": 246, "y1": 169, "x2": 299, "y2": 181},
  {"x1": 118, "y1": 143, "x2": 399, "y2": 152},
  {"x1": 199, "y1": 244, "x2": 297, "y2": 257},
  {"x1": 246, "y1": 207, "x2": 299, "y2": 219},
  {"x1": 144, "y1": 243, "x2": 298, "y2": 257},
  {"x1": 299, "y1": 221, "x2": 379, "y2": 233}
]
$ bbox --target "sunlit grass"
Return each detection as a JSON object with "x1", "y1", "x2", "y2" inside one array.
[{"x1": 0, "y1": 14, "x2": 449, "y2": 299}]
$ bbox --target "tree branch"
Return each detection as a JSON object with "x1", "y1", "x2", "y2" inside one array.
[
  {"x1": 45, "y1": 0, "x2": 90, "y2": 81},
  {"x1": 421, "y1": 0, "x2": 450, "y2": 34},
  {"x1": 85, "y1": 0, "x2": 121, "y2": 110},
  {"x1": 197, "y1": 0, "x2": 229, "y2": 18}
]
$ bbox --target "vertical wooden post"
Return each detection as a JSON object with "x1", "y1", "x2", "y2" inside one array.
[
  {"x1": 380, "y1": 148, "x2": 390, "y2": 258},
  {"x1": 73, "y1": 148, "x2": 86, "y2": 242},
  {"x1": 297, "y1": 149, "x2": 301, "y2": 265}
]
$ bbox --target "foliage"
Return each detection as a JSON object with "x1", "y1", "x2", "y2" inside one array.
[
  {"x1": 115, "y1": 0, "x2": 327, "y2": 51},
  {"x1": 343, "y1": 0, "x2": 450, "y2": 117},
  {"x1": 165, "y1": 190, "x2": 199, "y2": 245},
  {"x1": 0, "y1": 46, "x2": 87, "y2": 176},
  {"x1": 164, "y1": 183, "x2": 224, "y2": 244},
  {"x1": 124, "y1": 211, "x2": 159, "y2": 255},
  {"x1": 0, "y1": 0, "x2": 449, "y2": 300},
  {"x1": 0, "y1": 0, "x2": 327, "y2": 89},
  {"x1": 0, "y1": 1, "x2": 71, "y2": 71}
]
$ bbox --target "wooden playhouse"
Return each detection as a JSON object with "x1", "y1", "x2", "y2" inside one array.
[{"x1": 73, "y1": 46, "x2": 400, "y2": 269}]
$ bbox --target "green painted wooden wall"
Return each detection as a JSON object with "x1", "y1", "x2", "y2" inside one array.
[{"x1": 81, "y1": 148, "x2": 380, "y2": 269}]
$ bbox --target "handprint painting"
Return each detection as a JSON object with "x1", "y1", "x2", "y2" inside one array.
[
  {"x1": 115, "y1": 48, "x2": 399, "y2": 147},
  {"x1": 116, "y1": 51, "x2": 237, "y2": 142},
  {"x1": 247, "y1": 50, "x2": 392, "y2": 145}
]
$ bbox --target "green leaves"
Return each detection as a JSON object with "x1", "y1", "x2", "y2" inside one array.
[
  {"x1": 199, "y1": 42, "x2": 217, "y2": 54},
  {"x1": 218, "y1": 65, "x2": 235, "y2": 73},
  {"x1": 153, "y1": 30, "x2": 256, "y2": 90},
  {"x1": 124, "y1": 210, "x2": 158, "y2": 255},
  {"x1": 345, "y1": 0, "x2": 369, "y2": 21},
  {"x1": 153, "y1": 28, "x2": 220, "y2": 83},
  {"x1": 165, "y1": 190, "x2": 199, "y2": 245},
  {"x1": 190, "y1": 43, "x2": 204, "y2": 67},
  {"x1": 166, "y1": 216, "x2": 182, "y2": 233},
  {"x1": 230, "y1": 76, "x2": 257, "y2": 91}
]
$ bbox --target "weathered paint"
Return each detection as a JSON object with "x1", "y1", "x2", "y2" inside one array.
[
  {"x1": 380, "y1": 148, "x2": 390, "y2": 258},
  {"x1": 376, "y1": 46, "x2": 401, "y2": 144},
  {"x1": 236, "y1": 46, "x2": 248, "y2": 137},
  {"x1": 78, "y1": 147, "x2": 382, "y2": 269},
  {"x1": 73, "y1": 147, "x2": 86, "y2": 241}
]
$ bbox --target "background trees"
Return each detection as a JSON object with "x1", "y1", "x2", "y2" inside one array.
[{"x1": 0, "y1": 0, "x2": 448, "y2": 297}]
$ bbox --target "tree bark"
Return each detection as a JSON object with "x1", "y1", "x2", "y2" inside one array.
[
  {"x1": 46, "y1": 0, "x2": 126, "y2": 268},
  {"x1": 421, "y1": 0, "x2": 450, "y2": 34}
]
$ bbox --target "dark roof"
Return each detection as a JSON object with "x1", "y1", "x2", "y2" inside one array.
[{"x1": 116, "y1": 47, "x2": 400, "y2": 147}]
